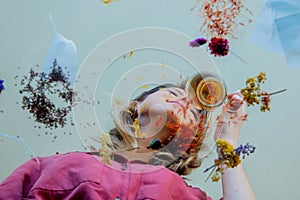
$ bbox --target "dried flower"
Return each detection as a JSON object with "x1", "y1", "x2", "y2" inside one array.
[
  {"x1": 123, "y1": 50, "x2": 134, "y2": 58},
  {"x1": 19, "y1": 60, "x2": 76, "y2": 128},
  {"x1": 101, "y1": 0, "x2": 112, "y2": 5},
  {"x1": 208, "y1": 37, "x2": 229, "y2": 57},
  {"x1": 0, "y1": 79, "x2": 4, "y2": 113},
  {"x1": 193, "y1": 0, "x2": 253, "y2": 57},
  {"x1": 48, "y1": 60, "x2": 68, "y2": 83},
  {"x1": 241, "y1": 72, "x2": 286, "y2": 112},
  {"x1": 204, "y1": 139, "x2": 255, "y2": 182},
  {"x1": 0, "y1": 79, "x2": 4, "y2": 93},
  {"x1": 211, "y1": 171, "x2": 221, "y2": 182},
  {"x1": 98, "y1": 133, "x2": 114, "y2": 165},
  {"x1": 260, "y1": 91, "x2": 271, "y2": 112},
  {"x1": 197, "y1": 0, "x2": 253, "y2": 39},
  {"x1": 235, "y1": 142, "x2": 256, "y2": 159},
  {"x1": 101, "y1": 0, "x2": 119, "y2": 5},
  {"x1": 216, "y1": 139, "x2": 241, "y2": 168},
  {"x1": 189, "y1": 38, "x2": 207, "y2": 47},
  {"x1": 130, "y1": 118, "x2": 146, "y2": 138}
]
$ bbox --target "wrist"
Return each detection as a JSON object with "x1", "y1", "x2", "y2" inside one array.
[
  {"x1": 216, "y1": 137, "x2": 238, "y2": 148},
  {"x1": 215, "y1": 139, "x2": 241, "y2": 169}
]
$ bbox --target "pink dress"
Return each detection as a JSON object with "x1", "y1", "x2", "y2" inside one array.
[{"x1": 0, "y1": 152, "x2": 212, "y2": 200}]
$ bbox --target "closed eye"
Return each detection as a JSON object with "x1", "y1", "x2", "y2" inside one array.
[
  {"x1": 190, "y1": 109, "x2": 198, "y2": 120},
  {"x1": 168, "y1": 90, "x2": 178, "y2": 96},
  {"x1": 189, "y1": 108, "x2": 203, "y2": 121},
  {"x1": 167, "y1": 88, "x2": 184, "y2": 97}
]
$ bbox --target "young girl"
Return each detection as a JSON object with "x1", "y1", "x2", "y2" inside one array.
[{"x1": 0, "y1": 74, "x2": 255, "y2": 200}]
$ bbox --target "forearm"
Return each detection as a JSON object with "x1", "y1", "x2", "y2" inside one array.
[
  {"x1": 215, "y1": 92, "x2": 256, "y2": 200},
  {"x1": 221, "y1": 164, "x2": 256, "y2": 200}
]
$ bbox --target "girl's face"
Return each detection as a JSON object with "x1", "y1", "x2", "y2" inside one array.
[{"x1": 136, "y1": 87, "x2": 203, "y2": 148}]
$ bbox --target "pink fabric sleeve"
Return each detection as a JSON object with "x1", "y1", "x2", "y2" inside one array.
[
  {"x1": 0, "y1": 158, "x2": 41, "y2": 199},
  {"x1": 139, "y1": 166, "x2": 213, "y2": 200},
  {"x1": 186, "y1": 185, "x2": 213, "y2": 200}
]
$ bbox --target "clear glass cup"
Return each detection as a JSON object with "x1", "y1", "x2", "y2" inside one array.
[{"x1": 184, "y1": 72, "x2": 227, "y2": 111}]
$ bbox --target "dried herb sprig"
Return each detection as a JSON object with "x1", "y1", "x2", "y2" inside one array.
[
  {"x1": 241, "y1": 72, "x2": 287, "y2": 112},
  {"x1": 204, "y1": 139, "x2": 255, "y2": 182}
]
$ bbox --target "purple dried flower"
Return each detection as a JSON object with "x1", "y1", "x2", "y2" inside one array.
[
  {"x1": 235, "y1": 143, "x2": 256, "y2": 159},
  {"x1": 189, "y1": 38, "x2": 207, "y2": 47},
  {"x1": 0, "y1": 79, "x2": 5, "y2": 93}
]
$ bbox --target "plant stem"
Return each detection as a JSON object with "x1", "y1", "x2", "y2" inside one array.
[
  {"x1": 230, "y1": 50, "x2": 247, "y2": 64},
  {"x1": 269, "y1": 89, "x2": 287, "y2": 96},
  {"x1": 203, "y1": 164, "x2": 216, "y2": 173},
  {"x1": 204, "y1": 165, "x2": 217, "y2": 183}
]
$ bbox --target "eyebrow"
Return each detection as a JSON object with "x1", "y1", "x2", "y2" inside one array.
[{"x1": 133, "y1": 84, "x2": 179, "y2": 102}]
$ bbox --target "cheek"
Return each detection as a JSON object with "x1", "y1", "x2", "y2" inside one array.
[
  {"x1": 139, "y1": 104, "x2": 169, "y2": 137},
  {"x1": 139, "y1": 95, "x2": 172, "y2": 126}
]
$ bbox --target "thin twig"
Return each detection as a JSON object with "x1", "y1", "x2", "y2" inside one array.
[
  {"x1": 204, "y1": 165, "x2": 217, "y2": 183},
  {"x1": 269, "y1": 89, "x2": 287, "y2": 96}
]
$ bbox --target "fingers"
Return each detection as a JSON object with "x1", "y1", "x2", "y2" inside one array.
[
  {"x1": 214, "y1": 91, "x2": 247, "y2": 147},
  {"x1": 227, "y1": 91, "x2": 244, "y2": 112}
]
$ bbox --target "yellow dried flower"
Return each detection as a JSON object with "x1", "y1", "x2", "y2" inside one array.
[
  {"x1": 205, "y1": 140, "x2": 256, "y2": 182},
  {"x1": 204, "y1": 139, "x2": 242, "y2": 182},
  {"x1": 216, "y1": 139, "x2": 234, "y2": 153},
  {"x1": 241, "y1": 72, "x2": 286, "y2": 112},
  {"x1": 130, "y1": 118, "x2": 146, "y2": 138},
  {"x1": 123, "y1": 50, "x2": 134, "y2": 59},
  {"x1": 257, "y1": 72, "x2": 266, "y2": 83},
  {"x1": 98, "y1": 133, "x2": 113, "y2": 165},
  {"x1": 101, "y1": 0, "x2": 119, "y2": 5},
  {"x1": 101, "y1": 0, "x2": 112, "y2": 5},
  {"x1": 216, "y1": 139, "x2": 241, "y2": 168},
  {"x1": 245, "y1": 77, "x2": 255, "y2": 85},
  {"x1": 212, "y1": 172, "x2": 221, "y2": 182}
]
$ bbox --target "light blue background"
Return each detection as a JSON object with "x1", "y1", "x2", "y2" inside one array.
[{"x1": 0, "y1": 1, "x2": 299, "y2": 199}]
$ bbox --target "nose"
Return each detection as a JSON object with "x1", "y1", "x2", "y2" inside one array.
[
  {"x1": 172, "y1": 92, "x2": 204, "y2": 121},
  {"x1": 166, "y1": 95, "x2": 201, "y2": 119}
]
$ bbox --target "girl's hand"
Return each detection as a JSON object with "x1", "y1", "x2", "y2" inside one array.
[{"x1": 214, "y1": 91, "x2": 247, "y2": 148}]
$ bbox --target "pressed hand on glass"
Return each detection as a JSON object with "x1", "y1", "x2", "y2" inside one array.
[{"x1": 214, "y1": 91, "x2": 247, "y2": 148}]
